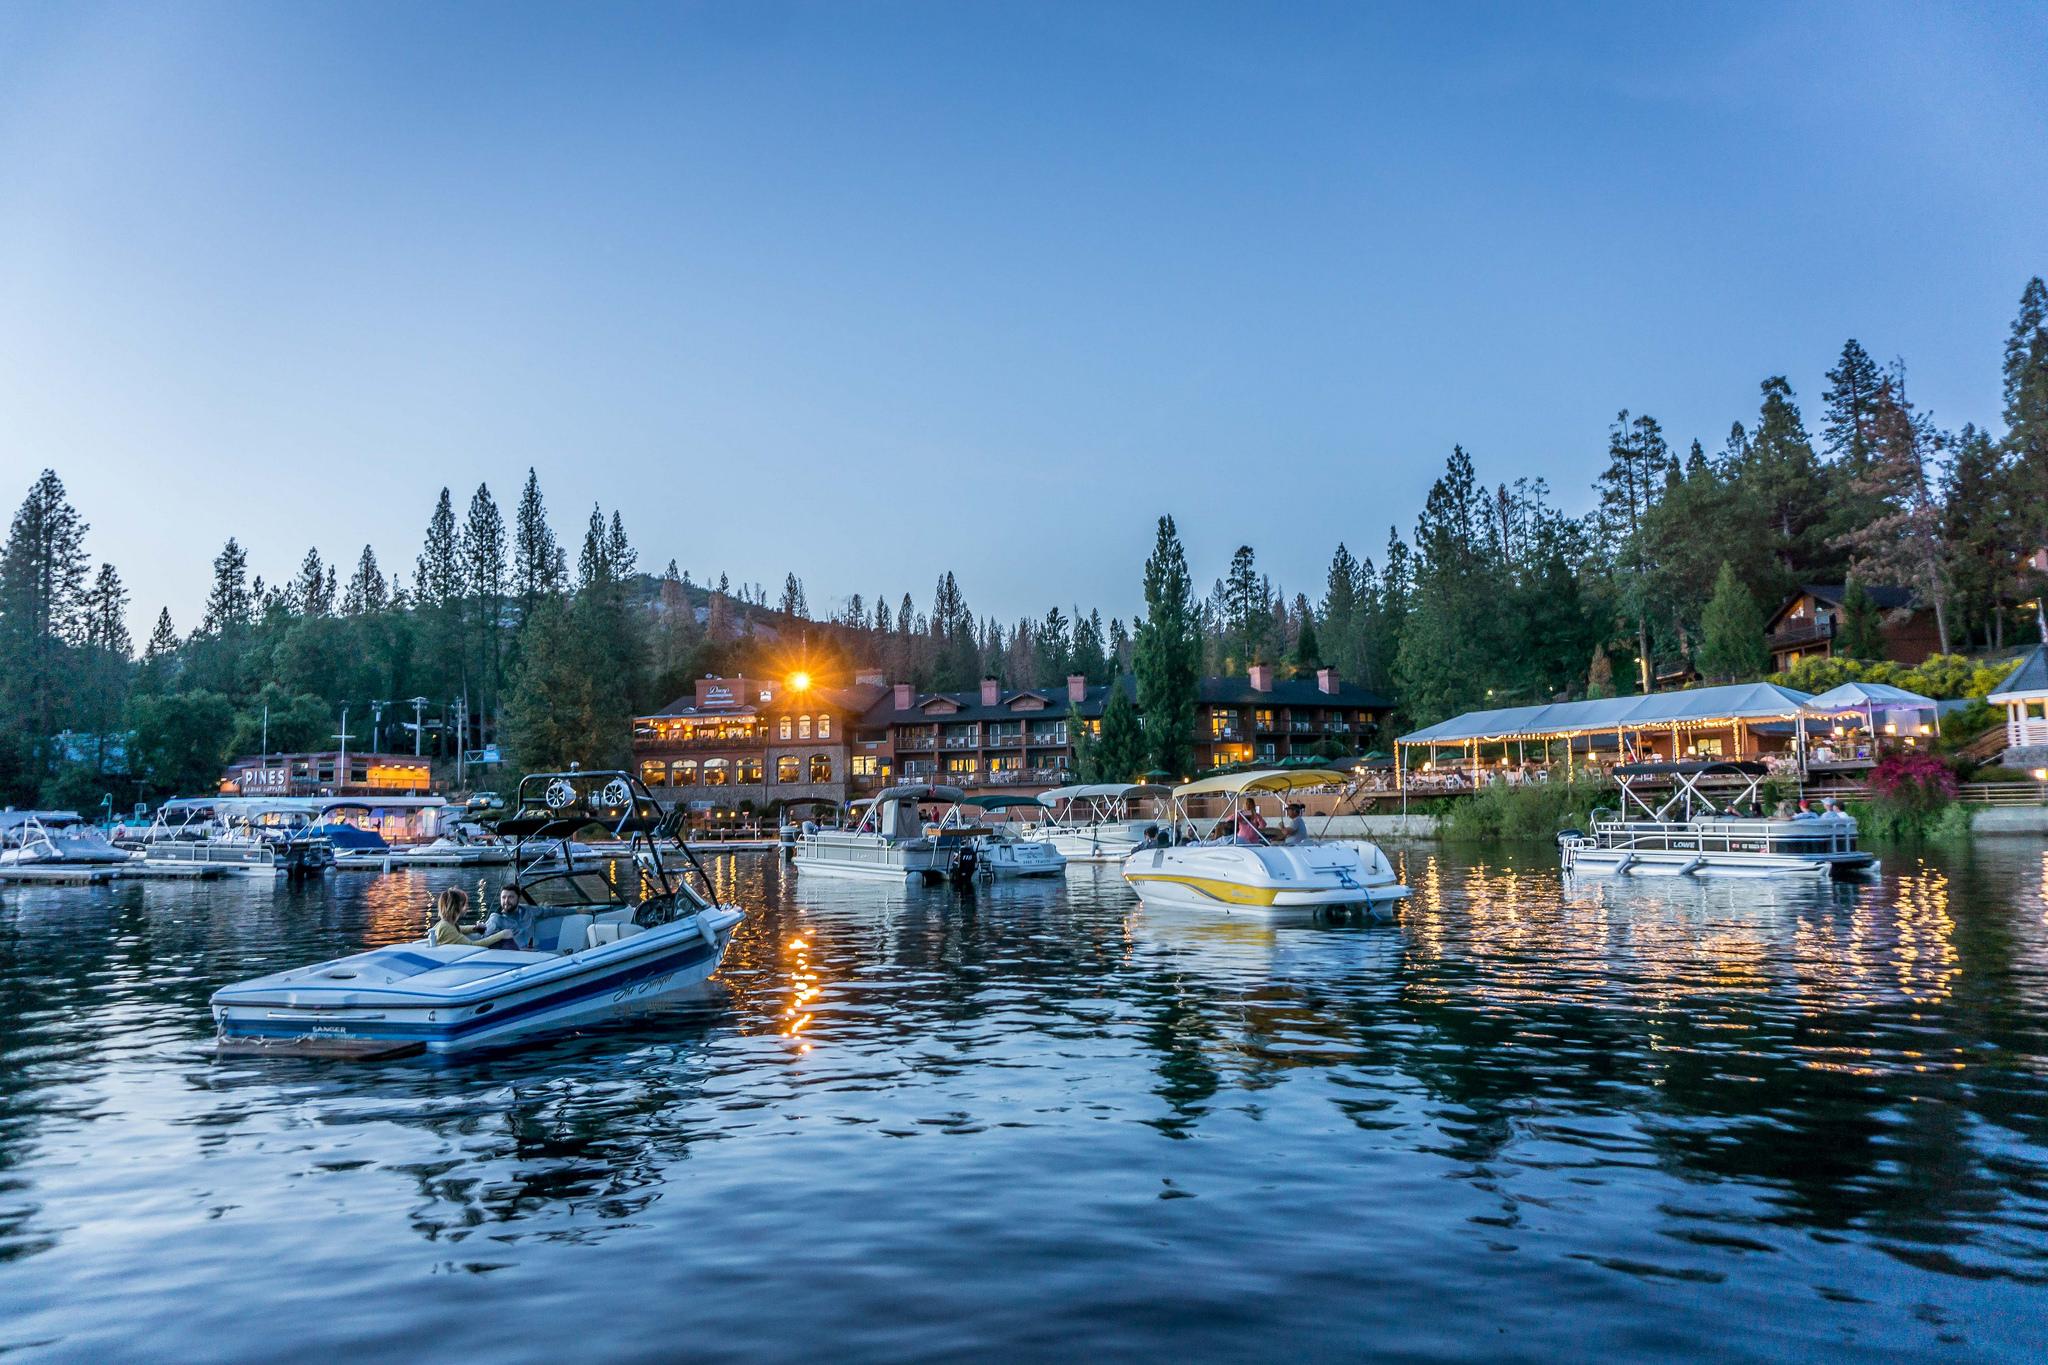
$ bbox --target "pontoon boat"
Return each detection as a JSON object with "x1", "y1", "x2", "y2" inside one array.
[
  {"x1": 211, "y1": 770, "x2": 744, "y2": 1057},
  {"x1": 1558, "y1": 761, "x2": 1877, "y2": 879},
  {"x1": 941, "y1": 795, "x2": 1067, "y2": 879},
  {"x1": 1030, "y1": 783, "x2": 1172, "y2": 863},
  {"x1": 792, "y1": 785, "x2": 955, "y2": 881}
]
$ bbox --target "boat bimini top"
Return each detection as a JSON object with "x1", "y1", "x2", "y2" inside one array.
[
  {"x1": 1173, "y1": 768, "x2": 1348, "y2": 798},
  {"x1": 1610, "y1": 760, "x2": 1771, "y2": 822},
  {"x1": 1036, "y1": 783, "x2": 1171, "y2": 821}
]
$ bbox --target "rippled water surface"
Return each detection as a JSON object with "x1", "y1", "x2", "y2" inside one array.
[{"x1": 4, "y1": 844, "x2": 2048, "y2": 1360}]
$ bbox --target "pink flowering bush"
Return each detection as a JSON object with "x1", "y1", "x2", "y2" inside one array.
[{"x1": 1865, "y1": 749, "x2": 1958, "y2": 815}]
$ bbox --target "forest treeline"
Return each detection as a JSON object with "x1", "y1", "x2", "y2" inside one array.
[{"x1": 0, "y1": 274, "x2": 2043, "y2": 806}]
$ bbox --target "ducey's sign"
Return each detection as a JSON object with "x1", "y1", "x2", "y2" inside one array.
[{"x1": 696, "y1": 676, "x2": 775, "y2": 709}]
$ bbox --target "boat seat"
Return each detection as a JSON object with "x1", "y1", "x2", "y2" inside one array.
[
  {"x1": 553, "y1": 914, "x2": 596, "y2": 954},
  {"x1": 586, "y1": 922, "x2": 646, "y2": 948}
]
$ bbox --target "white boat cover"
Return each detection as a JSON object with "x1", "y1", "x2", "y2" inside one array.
[
  {"x1": 1802, "y1": 682, "x2": 1937, "y2": 712},
  {"x1": 1396, "y1": 682, "x2": 1816, "y2": 747}
]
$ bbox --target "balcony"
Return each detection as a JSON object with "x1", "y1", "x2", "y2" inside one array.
[
  {"x1": 942, "y1": 735, "x2": 981, "y2": 750},
  {"x1": 1768, "y1": 620, "x2": 1835, "y2": 654},
  {"x1": 984, "y1": 730, "x2": 1025, "y2": 749},
  {"x1": 1209, "y1": 725, "x2": 1243, "y2": 741},
  {"x1": 982, "y1": 766, "x2": 1069, "y2": 786},
  {"x1": 1025, "y1": 729, "x2": 1068, "y2": 746},
  {"x1": 898, "y1": 735, "x2": 938, "y2": 750},
  {"x1": 636, "y1": 730, "x2": 761, "y2": 749}
]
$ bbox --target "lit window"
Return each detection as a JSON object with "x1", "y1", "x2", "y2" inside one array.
[
  {"x1": 799, "y1": 715, "x2": 813, "y2": 739},
  {"x1": 739, "y1": 757, "x2": 763, "y2": 784},
  {"x1": 810, "y1": 754, "x2": 832, "y2": 783},
  {"x1": 818, "y1": 715, "x2": 831, "y2": 739},
  {"x1": 779, "y1": 717, "x2": 792, "y2": 740},
  {"x1": 778, "y1": 755, "x2": 800, "y2": 783},
  {"x1": 640, "y1": 759, "x2": 668, "y2": 785},
  {"x1": 703, "y1": 758, "x2": 729, "y2": 787},
  {"x1": 674, "y1": 760, "x2": 698, "y2": 786}
]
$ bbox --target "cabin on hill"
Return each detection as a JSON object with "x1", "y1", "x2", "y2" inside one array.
[{"x1": 1764, "y1": 584, "x2": 1942, "y2": 672}]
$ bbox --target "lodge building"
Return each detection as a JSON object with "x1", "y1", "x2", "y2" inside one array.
[
  {"x1": 631, "y1": 667, "x2": 1393, "y2": 814},
  {"x1": 220, "y1": 750, "x2": 435, "y2": 797}
]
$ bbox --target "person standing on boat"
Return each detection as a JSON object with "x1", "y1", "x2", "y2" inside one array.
[{"x1": 432, "y1": 887, "x2": 511, "y2": 948}]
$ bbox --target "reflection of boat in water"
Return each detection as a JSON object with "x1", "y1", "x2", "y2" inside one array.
[
  {"x1": 1121, "y1": 770, "x2": 1410, "y2": 920},
  {"x1": 211, "y1": 770, "x2": 744, "y2": 1058},
  {"x1": 793, "y1": 785, "x2": 953, "y2": 882},
  {"x1": 1559, "y1": 762, "x2": 1877, "y2": 880},
  {"x1": 0, "y1": 810, "x2": 131, "y2": 868},
  {"x1": 1029, "y1": 783, "x2": 1172, "y2": 864}
]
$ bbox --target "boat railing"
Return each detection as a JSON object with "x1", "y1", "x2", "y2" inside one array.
[{"x1": 1589, "y1": 816, "x2": 1859, "y2": 855}]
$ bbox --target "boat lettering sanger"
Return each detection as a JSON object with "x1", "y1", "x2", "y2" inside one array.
[{"x1": 210, "y1": 770, "x2": 744, "y2": 1058}]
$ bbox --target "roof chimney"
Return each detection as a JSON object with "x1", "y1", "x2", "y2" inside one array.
[
  {"x1": 980, "y1": 675, "x2": 1001, "y2": 706},
  {"x1": 1249, "y1": 663, "x2": 1274, "y2": 692},
  {"x1": 893, "y1": 682, "x2": 914, "y2": 711},
  {"x1": 1067, "y1": 673, "x2": 1086, "y2": 704},
  {"x1": 1317, "y1": 666, "x2": 1339, "y2": 695}
]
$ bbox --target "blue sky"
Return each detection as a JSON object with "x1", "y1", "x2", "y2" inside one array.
[{"x1": 1, "y1": 2, "x2": 2044, "y2": 639}]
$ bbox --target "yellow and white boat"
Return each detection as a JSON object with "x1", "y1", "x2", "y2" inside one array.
[{"x1": 1120, "y1": 769, "x2": 1409, "y2": 920}]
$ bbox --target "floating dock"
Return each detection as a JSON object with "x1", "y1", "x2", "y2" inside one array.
[{"x1": 0, "y1": 865, "x2": 118, "y2": 884}]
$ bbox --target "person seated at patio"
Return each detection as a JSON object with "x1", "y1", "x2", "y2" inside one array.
[{"x1": 431, "y1": 887, "x2": 510, "y2": 948}]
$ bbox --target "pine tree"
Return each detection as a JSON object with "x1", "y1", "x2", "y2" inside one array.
[
  {"x1": 1092, "y1": 679, "x2": 1146, "y2": 783},
  {"x1": 1823, "y1": 339, "x2": 1886, "y2": 469},
  {"x1": 1396, "y1": 449, "x2": 1497, "y2": 722},
  {"x1": 1221, "y1": 545, "x2": 1270, "y2": 670},
  {"x1": 1289, "y1": 595, "x2": 1321, "y2": 675},
  {"x1": 578, "y1": 506, "x2": 609, "y2": 590},
  {"x1": 780, "y1": 573, "x2": 808, "y2": 619},
  {"x1": 1071, "y1": 608, "x2": 1108, "y2": 682},
  {"x1": 1034, "y1": 605, "x2": 1071, "y2": 685},
  {"x1": 463, "y1": 484, "x2": 507, "y2": 714},
  {"x1": 1838, "y1": 575, "x2": 1885, "y2": 660},
  {"x1": 1133, "y1": 515, "x2": 1199, "y2": 778},
  {"x1": 513, "y1": 468, "x2": 565, "y2": 615},
  {"x1": 1942, "y1": 425, "x2": 2012, "y2": 647},
  {"x1": 200, "y1": 538, "x2": 253, "y2": 634},
  {"x1": 416, "y1": 489, "x2": 460, "y2": 607},
  {"x1": 293, "y1": 548, "x2": 331, "y2": 615},
  {"x1": 605, "y1": 511, "x2": 635, "y2": 582},
  {"x1": 145, "y1": 608, "x2": 178, "y2": 660},
  {"x1": 1696, "y1": 562, "x2": 1768, "y2": 682},
  {"x1": 81, "y1": 564, "x2": 130, "y2": 656},
  {"x1": 343, "y1": 545, "x2": 387, "y2": 615},
  {"x1": 1832, "y1": 370, "x2": 1952, "y2": 652},
  {"x1": 1321, "y1": 543, "x2": 1360, "y2": 679}
]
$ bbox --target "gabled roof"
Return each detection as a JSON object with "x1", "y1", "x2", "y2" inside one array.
[
  {"x1": 1397, "y1": 681, "x2": 1816, "y2": 746},
  {"x1": 1804, "y1": 681, "x2": 1937, "y2": 711},
  {"x1": 863, "y1": 680, "x2": 1125, "y2": 726},
  {"x1": 1988, "y1": 645, "x2": 2048, "y2": 702},
  {"x1": 1767, "y1": 583, "x2": 1917, "y2": 628},
  {"x1": 1197, "y1": 676, "x2": 1393, "y2": 709}
]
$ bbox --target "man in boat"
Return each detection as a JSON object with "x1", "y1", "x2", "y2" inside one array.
[{"x1": 484, "y1": 883, "x2": 542, "y2": 950}]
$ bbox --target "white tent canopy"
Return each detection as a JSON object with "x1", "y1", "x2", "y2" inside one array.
[
  {"x1": 1802, "y1": 682, "x2": 1936, "y2": 712},
  {"x1": 1396, "y1": 682, "x2": 1816, "y2": 748}
]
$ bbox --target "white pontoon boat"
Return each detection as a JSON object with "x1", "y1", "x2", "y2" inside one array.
[
  {"x1": 941, "y1": 795, "x2": 1067, "y2": 879},
  {"x1": 792, "y1": 784, "x2": 957, "y2": 881},
  {"x1": 211, "y1": 770, "x2": 744, "y2": 1058},
  {"x1": 1558, "y1": 761, "x2": 1877, "y2": 880},
  {"x1": 1030, "y1": 783, "x2": 1172, "y2": 863},
  {"x1": 1121, "y1": 770, "x2": 1409, "y2": 920}
]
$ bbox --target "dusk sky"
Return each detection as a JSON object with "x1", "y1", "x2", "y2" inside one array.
[{"x1": 2, "y1": 2, "x2": 2045, "y2": 641}]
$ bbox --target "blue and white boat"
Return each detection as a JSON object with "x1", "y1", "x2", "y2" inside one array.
[{"x1": 211, "y1": 770, "x2": 744, "y2": 1058}]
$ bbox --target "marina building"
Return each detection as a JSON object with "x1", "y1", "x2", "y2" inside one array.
[
  {"x1": 631, "y1": 667, "x2": 1393, "y2": 812},
  {"x1": 220, "y1": 751, "x2": 435, "y2": 797}
]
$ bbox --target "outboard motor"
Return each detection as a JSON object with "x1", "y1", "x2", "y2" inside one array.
[
  {"x1": 1556, "y1": 829, "x2": 1583, "y2": 848},
  {"x1": 950, "y1": 845, "x2": 980, "y2": 886}
]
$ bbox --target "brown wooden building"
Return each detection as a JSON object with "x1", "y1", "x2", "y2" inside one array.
[{"x1": 1765, "y1": 584, "x2": 1943, "y2": 672}]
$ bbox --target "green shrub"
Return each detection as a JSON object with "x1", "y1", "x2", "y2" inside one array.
[{"x1": 1442, "y1": 774, "x2": 1610, "y2": 843}]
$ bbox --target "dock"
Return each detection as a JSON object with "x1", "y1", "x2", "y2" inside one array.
[{"x1": 0, "y1": 865, "x2": 118, "y2": 885}]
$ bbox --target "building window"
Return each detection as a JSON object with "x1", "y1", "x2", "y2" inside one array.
[
  {"x1": 798, "y1": 715, "x2": 813, "y2": 739},
  {"x1": 809, "y1": 754, "x2": 832, "y2": 782},
  {"x1": 640, "y1": 759, "x2": 668, "y2": 785},
  {"x1": 739, "y1": 757, "x2": 763, "y2": 784},
  {"x1": 1254, "y1": 709, "x2": 1275, "y2": 731},
  {"x1": 852, "y1": 755, "x2": 881, "y2": 777},
  {"x1": 818, "y1": 715, "x2": 831, "y2": 739},
  {"x1": 989, "y1": 755, "x2": 1020, "y2": 773},
  {"x1": 778, "y1": 755, "x2": 800, "y2": 783},
  {"x1": 1209, "y1": 712, "x2": 1231, "y2": 738},
  {"x1": 779, "y1": 716, "x2": 792, "y2": 740},
  {"x1": 673, "y1": 759, "x2": 698, "y2": 786},
  {"x1": 945, "y1": 756, "x2": 976, "y2": 777},
  {"x1": 703, "y1": 758, "x2": 729, "y2": 786}
]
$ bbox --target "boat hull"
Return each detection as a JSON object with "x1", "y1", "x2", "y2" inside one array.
[
  {"x1": 212, "y1": 913, "x2": 739, "y2": 1056},
  {"x1": 1564, "y1": 847, "x2": 1877, "y2": 880},
  {"x1": 792, "y1": 832, "x2": 950, "y2": 881}
]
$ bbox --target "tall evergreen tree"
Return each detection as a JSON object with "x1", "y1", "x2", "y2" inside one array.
[
  {"x1": 605, "y1": 511, "x2": 636, "y2": 581},
  {"x1": 1396, "y1": 449, "x2": 1498, "y2": 721},
  {"x1": 780, "y1": 573, "x2": 809, "y2": 619},
  {"x1": 1695, "y1": 562, "x2": 1768, "y2": 682},
  {"x1": 1071, "y1": 608, "x2": 1108, "y2": 682},
  {"x1": 1133, "y1": 515, "x2": 1200, "y2": 778},
  {"x1": 512, "y1": 468, "x2": 565, "y2": 616},
  {"x1": 1091, "y1": 679, "x2": 1146, "y2": 782},
  {"x1": 1837, "y1": 576, "x2": 1885, "y2": 661},
  {"x1": 292, "y1": 548, "x2": 331, "y2": 616},
  {"x1": 343, "y1": 545, "x2": 387, "y2": 615},
  {"x1": 1823, "y1": 339, "x2": 1886, "y2": 470},
  {"x1": 416, "y1": 490, "x2": 461, "y2": 607},
  {"x1": 200, "y1": 538, "x2": 253, "y2": 635},
  {"x1": 1834, "y1": 370, "x2": 1952, "y2": 652}
]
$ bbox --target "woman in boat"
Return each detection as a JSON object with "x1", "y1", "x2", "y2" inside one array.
[{"x1": 431, "y1": 887, "x2": 511, "y2": 948}]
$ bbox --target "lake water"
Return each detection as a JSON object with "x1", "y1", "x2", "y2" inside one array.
[{"x1": 2, "y1": 844, "x2": 2046, "y2": 1361}]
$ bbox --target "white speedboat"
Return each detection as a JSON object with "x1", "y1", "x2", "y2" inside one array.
[
  {"x1": 0, "y1": 811, "x2": 131, "y2": 868},
  {"x1": 1120, "y1": 769, "x2": 1410, "y2": 920},
  {"x1": 1031, "y1": 783, "x2": 1172, "y2": 863},
  {"x1": 793, "y1": 785, "x2": 954, "y2": 882},
  {"x1": 944, "y1": 796, "x2": 1067, "y2": 879},
  {"x1": 1558, "y1": 761, "x2": 1877, "y2": 880},
  {"x1": 211, "y1": 770, "x2": 744, "y2": 1058}
]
